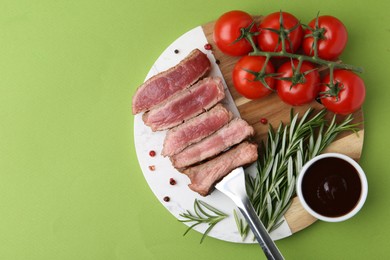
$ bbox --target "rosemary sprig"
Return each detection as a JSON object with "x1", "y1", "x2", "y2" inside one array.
[
  {"x1": 233, "y1": 209, "x2": 250, "y2": 240},
  {"x1": 179, "y1": 199, "x2": 228, "y2": 243},
  {"x1": 238, "y1": 108, "x2": 360, "y2": 238}
]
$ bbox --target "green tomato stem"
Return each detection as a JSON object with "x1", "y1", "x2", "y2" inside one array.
[
  {"x1": 261, "y1": 54, "x2": 271, "y2": 74},
  {"x1": 249, "y1": 49, "x2": 363, "y2": 74}
]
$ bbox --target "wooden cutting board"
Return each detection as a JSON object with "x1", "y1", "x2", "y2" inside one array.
[{"x1": 201, "y1": 18, "x2": 364, "y2": 234}]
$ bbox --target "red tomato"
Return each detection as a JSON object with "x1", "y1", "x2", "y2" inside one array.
[
  {"x1": 302, "y1": 15, "x2": 348, "y2": 60},
  {"x1": 320, "y1": 70, "x2": 365, "y2": 115},
  {"x1": 276, "y1": 60, "x2": 320, "y2": 106},
  {"x1": 232, "y1": 56, "x2": 275, "y2": 99},
  {"x1": 257, "y1": 12, "x2": 303, "y2": 53},
  {"x1": 213, "y1": 10, "x2": 257, "y2": 56}
]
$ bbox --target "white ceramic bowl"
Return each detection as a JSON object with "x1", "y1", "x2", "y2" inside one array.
[{"x1": 296, "y1": 153, "x2": 368, "y2": 222}]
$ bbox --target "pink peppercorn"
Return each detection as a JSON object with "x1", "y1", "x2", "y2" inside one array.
[
  {"x1": 169, "y1": 178, "x2": 176, "y2": 185},
  {"x1": 260, "y1": 118, "x2": 268, "y2": 124},
  {"x1": 204, "y1": 43, "x2": 212, "y2": 50}
]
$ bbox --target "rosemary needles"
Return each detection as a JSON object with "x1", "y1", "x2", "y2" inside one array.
[{"x1": 179, "y1": 199, "x2": 228, "y2": 243}]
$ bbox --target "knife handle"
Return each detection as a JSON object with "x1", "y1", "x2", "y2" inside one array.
[{"x1": 238, "y1": 197, "x2": 285, "y2": 260}]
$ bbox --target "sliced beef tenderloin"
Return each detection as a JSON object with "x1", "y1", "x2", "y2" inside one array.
[
  {"x1": 132, "y1": 49, "x2": 211, "y2": 114},
  {"x1": 142, "y1": 77, "x2": 225, "y2": 131},
  {"x1": 181, "y1": 141, "x2": 258, "y2": 196},
  {"x1": 162, "y1": 104, "x2": 233, "y2": 157},
  {"x1": 170, "y1": 118, "x2": 254, "y2": 169}
]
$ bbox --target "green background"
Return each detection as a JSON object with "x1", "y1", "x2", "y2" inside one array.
[{"x1": 0, "y1": 0, "x2": 389, "y2": 259}]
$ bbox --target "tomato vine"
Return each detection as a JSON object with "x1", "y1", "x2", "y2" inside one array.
[{"x1": 237, "y1": 11, "x2": 363, "y2": 95}]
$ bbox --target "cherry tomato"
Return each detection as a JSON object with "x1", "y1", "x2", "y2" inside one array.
[
  {"x1": 232, "y1": 56, "x2": 275, "y2": 99},
  {"x1": 302, "y1": 15, "x2": 348, "y2": 60},
  {"x1": 213, "y1": 10, "x2": 257, "y2": 56},
  {"x1": 257, "y1": 12, "x2": 303, "y2": 53},
  {"x1": 320, "y1": 70, "x2": 365, "y2": 115},
  {"x1": 276, "y1": 60, "x2": 320, "y2": 106}
]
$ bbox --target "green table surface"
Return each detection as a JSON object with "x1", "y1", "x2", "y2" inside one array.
[{"x1": 1, "y1": 0, "x2": 389, "y2": 259}]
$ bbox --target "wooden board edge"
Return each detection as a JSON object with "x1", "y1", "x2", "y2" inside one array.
[{"x1": 284, "y1": 197, "x2": 317, "y2": 233}]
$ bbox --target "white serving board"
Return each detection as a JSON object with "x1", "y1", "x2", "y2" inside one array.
[{"x1": 133, "y1": 26, "x2": 292, "y2": 243}]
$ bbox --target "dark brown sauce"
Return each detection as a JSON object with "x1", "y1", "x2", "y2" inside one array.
[{"x1": 302, "y1": 157, "x2": 362, "y2": 217}]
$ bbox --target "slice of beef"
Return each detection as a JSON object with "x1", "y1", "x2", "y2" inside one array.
[
  {"x1": 181, "y1": 141, "x2": 258, "y2": 196},
  {"x1": 142, "y1": 77, "x2": 225, "y2": 131},
  {"x1": 132, "y1": 49, "x2": 211, "y2": 114},
  {"x1": 170, "y1": 118, "x2": 254, "y2": 169},
  {"x1": 162, "y1": 104, "x2": 233, "y2": 157}
]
